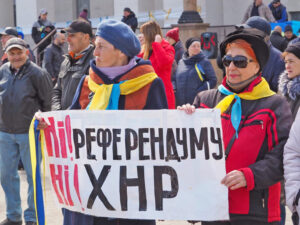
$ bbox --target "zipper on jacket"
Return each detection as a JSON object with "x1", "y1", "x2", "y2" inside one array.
[{"x1": 243, "y1": 120, "x2": 264, "y2": 130}]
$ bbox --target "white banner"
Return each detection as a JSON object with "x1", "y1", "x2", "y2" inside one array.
[{"x1": 40, "y1": 109, "x2": 229, "y2": 221}]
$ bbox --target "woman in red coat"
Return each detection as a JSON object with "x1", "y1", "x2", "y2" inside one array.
[{"x1": 138, "y1": 21, "x2": 175, "y2": 109}]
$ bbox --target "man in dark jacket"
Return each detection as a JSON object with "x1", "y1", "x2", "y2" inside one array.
[
  {"x1": 42, "y1": 32, "x2": 66, "y2": 85},
  {"x1": 0, "y1": 38, "x2": 52, "y2": 225},
  {"x1": 270, "y1": 25, "x2": 288, "y2": 52},
  {"x1": 243, "y1": 16, "x2": 285, "y2": 92},
  {"x1": 31, "y1": 8, "x2": 55, "y2": 66},
  {"x1": 121, "y1": 7, "x2": 138, "y2": 32},
  {"x1": 284, "y1": 25, "x2": 297, "y2": 44},
  {"x1": 269, "y1": 0, "x2": 288, "y2": 23},
  {"x1": 52, "y1": 19, "x2": 94, "y2": 111}
]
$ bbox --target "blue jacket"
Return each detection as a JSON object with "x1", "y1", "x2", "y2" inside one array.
[
  {"x1": 268, "y1": 3, "x2": 287, "y2": 22},
  {"x1": 174, "y1": 52, "x2": 217, "y2": 106},
  {"x1": 262, "y1": 44, "x2": 285, "y2": 92}
]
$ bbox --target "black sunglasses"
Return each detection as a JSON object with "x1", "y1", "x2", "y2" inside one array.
[{"x1": 222, "y1": 55, "x2": 254, "y2": 68}]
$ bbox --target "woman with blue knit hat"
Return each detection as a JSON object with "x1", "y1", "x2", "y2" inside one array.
[
  {"x1": 178, "y1": 28, "x2": 292, "y2": 224},
  {"x1": 57, "y1": 18, "x2": 167, "y2": 225}
]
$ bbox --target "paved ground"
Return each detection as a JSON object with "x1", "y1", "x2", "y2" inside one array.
[{"x1": 0, "y1": 171, "x2": 293, "y2": 225}]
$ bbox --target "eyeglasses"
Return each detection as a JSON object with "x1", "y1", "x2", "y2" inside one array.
[{"x1": 222, "y1": 55, "x2": 254, "y2": 68}]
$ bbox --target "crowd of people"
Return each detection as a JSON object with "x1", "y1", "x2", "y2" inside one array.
[{"x1": 0, "y1": 1, "x2": 300, "y2": 225}]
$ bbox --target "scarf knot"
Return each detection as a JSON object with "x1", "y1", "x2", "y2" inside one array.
[{"x1": 215, "y1": 78, "x2": 275, "y2": 138}]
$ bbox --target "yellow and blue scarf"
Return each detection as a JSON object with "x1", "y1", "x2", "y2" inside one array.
[
  {"x1": 29, "y1": 119, "x2": 46, "y2": 225},
  {"x1": 215, "y1": 78, "x2": 275, "y2": 137},
  {"x1": 87, "y1": 72, "x2": 158, "y2": 110}
]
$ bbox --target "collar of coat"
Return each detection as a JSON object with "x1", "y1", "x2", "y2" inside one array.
[{"x1": 278, "y1": 71, "x2": 300, "y2": 100}]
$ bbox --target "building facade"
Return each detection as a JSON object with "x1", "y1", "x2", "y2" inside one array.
[{"x1": 0, "y1": 0, "x2": 299, "y2": 33}]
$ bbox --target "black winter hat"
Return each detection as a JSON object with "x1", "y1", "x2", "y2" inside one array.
[
  {"x1": 185, "y1": 37, "x2": 201, "y2": 50},
  {"x1": 220, "y1": 28, "x2": 270, "y2": 71},
  {"x1": 0, "y1": 27, "x2": 18, "y2": 37},
  {"x1": 285, "y1": 42, "x2": 300, "y2": 59},
  {"x1": 284, "y1": 25, "x2": 293, "y2": 33}
]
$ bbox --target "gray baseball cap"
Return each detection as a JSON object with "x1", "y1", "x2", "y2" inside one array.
[{"x1": 5, "y1": 38, "x2": 27, "y2": 52}]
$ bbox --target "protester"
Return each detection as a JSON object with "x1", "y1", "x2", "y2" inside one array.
[
  {"x1": 242, "y1": 0, "x2": 275, "y2": 23},
  {"x1": 243, "y1": 16, "x2": 285, "y2": 92},
  {"x1": 174, "y1": 37, "x2": 216, "y2": 106},
  {"x1": 178, "y1": 28, "x2": 292, "y2": 224},
  {"x1": 138, "y1": 20, "x2": 175, "y2": 109},
  {"x1": 31, "y1": 8, "x2": 55, "y2": 66},
  {"x1": 278, "y1": 42, "x2": 300, "y2": 120},
  {"x1": 52, "y1": 19, "x2": 94, "y2": 110},
  {"x1": 165, "y1": 27, "x2": 184, "y2": 64},
  {"x1": 270, "y1": 26, "x2": 288, "y2": 52},
  {"x1": 289, "y1": 29, "x2": 300, "y2": 45},
  {"x1": 78, "y1": 8, "x2": 91, "y2": 25},
  {"x1": 0, "y1": 38, "x2": 52, "y2": 225},
  {"x1": 269, "y1": 0, "x2": 288, "y2": 23},
  {"x1": 43, "y1": 32, "x2": 66, "y2": 85},
  {"x1": 284, "y1": 25, "x2": 297, "y2": 44},
  {"x1": 121, "y1": 7, "x2": 138, "y2": 33},
  {"x1": 0, "y1": 27, "x2": 19, "y2": 65},
  {"x1": 37, "y1": 19, "x2": 168, "y2": 225}
]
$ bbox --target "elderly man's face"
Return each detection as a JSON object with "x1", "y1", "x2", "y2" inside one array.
[
  {"x1": 7, "y1": 48, "x2": 28, "y2": 69},
  {"x1": 40, "y1": 13, "x2": 47, "y2": 20},
  {"x1": 93, "y1": 36, "x2": 124, "y2": 67}
]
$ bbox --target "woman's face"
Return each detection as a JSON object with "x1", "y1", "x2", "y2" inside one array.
[
  {"x1": 225, "y1": 46, "x2": 260, "y2": 86},
  {"x1": 284, "y1": 52, "x2": 300, "y2": 79},
  {"x1": 188, "y1": 41, "x2": 201, "y2": 57}
]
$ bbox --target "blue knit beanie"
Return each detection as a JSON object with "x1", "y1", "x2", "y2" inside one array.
[
  {"x1": 96, "y1": 19, "x2": 141, "y2": 58},
  {"x1": 245, "y1": 16, "x2": 271, "y2": 36}
]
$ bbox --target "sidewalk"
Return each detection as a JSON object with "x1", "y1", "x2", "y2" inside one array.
[{"x1": 0, "y1": 171, "x2": 293, "y2": 225}]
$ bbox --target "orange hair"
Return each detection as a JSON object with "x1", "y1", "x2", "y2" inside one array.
[{"x1": 225, "y1": 39, "x2": 258, "y2": 63}]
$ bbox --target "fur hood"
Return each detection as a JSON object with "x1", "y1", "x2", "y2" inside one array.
[{"x1": 278, "y1": 71, "x2": 300, "y2": 100}]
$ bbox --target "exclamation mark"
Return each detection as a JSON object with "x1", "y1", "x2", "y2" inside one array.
[
  {"x1": 74, "y1": 164, "x2": 84, "y2": 211},
  {"x1": 65, "y1": 115, "x2": 73, "y2": 161}
]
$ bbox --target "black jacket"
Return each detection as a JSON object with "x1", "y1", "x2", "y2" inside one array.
[
  {"x1": 285, "y1": 34, "x2": 298, "y2": 45},
  {"x1": 261, "y1": 44, "x2": 285, "y2": 92},
  {"x1": 0, "y1": 60, "x2": 52, "y2": 133},
  {"x1": 31, "y1": 18, "x2": 55, "y2": 51},
  {"x1": 43, "y1": 43, "x2": 64, "y2": 79},
  {"x1": 270, "y1": 31, "x2": 288, "y2": 52},
  {"x1": 121, "y1": 13, "x2": 138, "y2": 32},
  {"x1": 52, "y1": 45, "x2": 94, "y2": 110}
]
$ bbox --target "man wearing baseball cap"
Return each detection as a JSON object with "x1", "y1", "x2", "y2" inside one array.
[
  {"x1": 31, "y1": 8, "x2": 55, "y2": 65},
  {"x1": 0, "y1": 27, "x2": 18, "y2": 65},
  {"x1": 52, "y1": 19, "x2": 94, "y2": 111},
  {"x1": 0, "y1": 38, "x2": 52, "y2": 225}
]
